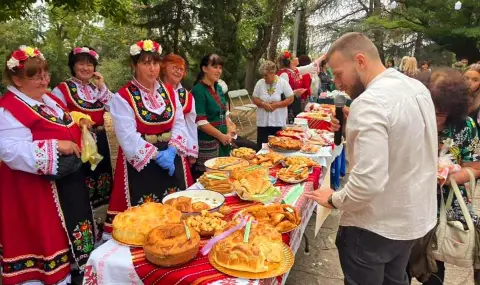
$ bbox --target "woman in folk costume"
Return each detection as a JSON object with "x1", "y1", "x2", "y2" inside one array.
[
  {"x1": 51, "y1": 47, "x2": 114, "y2": 225},
  {"x1": 104, "y1": 40, "x2": 189, "y2": 234},
  {"x1": 160, "y1": 53, "x2": 196, "y2": 187},
  {"x1": 0, "y1": 46, "x2": 95, "y2": 284},
  {"x1": 190, "y1": 54, "x2": 237, "y2": 178},
  {"x1": 277, "y1": 51, "x2": 323, "y2": 123}
]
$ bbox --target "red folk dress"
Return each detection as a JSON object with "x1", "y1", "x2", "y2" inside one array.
[
  {"x1": 0, "y1": 87, "x2": 95, "y2": 285},
  {"x1": 104, "y1": 80, "x2": 189, "y2": 234}
]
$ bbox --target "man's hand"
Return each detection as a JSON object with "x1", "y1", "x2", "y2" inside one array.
[
  {"x1": 304, "y1": 187, "x2": 335, "y2": 208},
  {"x1": 329, "y1": 106, "x2": 349, "y2": 132}
]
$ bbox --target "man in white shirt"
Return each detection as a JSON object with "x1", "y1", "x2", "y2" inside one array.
[{"x1": 306, "y1": 32, "x2": 438, "y2": 284}]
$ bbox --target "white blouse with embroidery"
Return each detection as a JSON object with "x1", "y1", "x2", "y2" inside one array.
[
  {"x1": 109, "y1": 79, "x2": 188, "y2": 172},
  {"x1": 175, "y1": 83, "x2": 198, "y2": 158},
  {"x1": 0, "y1": 86, "x2": 64, "y2": 175},
  {"x1": 51, "y1": 77, "x2": 114, "y2": 109}
]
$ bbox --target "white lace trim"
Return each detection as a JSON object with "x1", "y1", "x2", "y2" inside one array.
[
  {"x1": 127, "y1": 142, "x2": 156, "y2": 172},
  {"x1": 33, "y1": 140, "x2": 58, "y2": 175}
]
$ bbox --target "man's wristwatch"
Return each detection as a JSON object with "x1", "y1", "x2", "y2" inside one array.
[{"x1": 327, "y1": 194, "x2": 337, "y2": 209}]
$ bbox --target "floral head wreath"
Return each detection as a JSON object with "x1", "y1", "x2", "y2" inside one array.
[
  {"x1": 73, "y1": 47, "x2": 99, "y2": 60},
  {"x1": 283, "y1": 50, "x2": 291, "y2": 60},
  {"x1": 7, "y1": 45, "x2": 45, "y2": 71},
  {"x1": 130, "y1": 40, "x2": 162, "y2": 56}
]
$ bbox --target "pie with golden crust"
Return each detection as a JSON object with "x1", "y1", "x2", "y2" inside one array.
[
  {"x1": 212, "y1": 222, "x2": 283, "y2": 273},
  {"x1": 112, "y1": 202, "x2": 182, "y2": 246}
]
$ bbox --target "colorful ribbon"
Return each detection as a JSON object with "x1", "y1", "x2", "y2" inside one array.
[{"x1": 201, "y1": 215, "x2": 251, "y2": 256}]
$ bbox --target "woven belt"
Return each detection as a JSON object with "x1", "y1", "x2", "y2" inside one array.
[{"x1": 143, "y1": 132, "x2": 172, "y2": 144}]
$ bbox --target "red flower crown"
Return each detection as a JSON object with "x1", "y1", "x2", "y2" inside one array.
[{"x1": 7, "y1": 46, "x2": 45, "y2": 71}]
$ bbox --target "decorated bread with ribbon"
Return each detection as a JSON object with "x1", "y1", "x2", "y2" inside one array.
[
  {"x1": 209, "y1": 219, "x2": 283, "y2": 273},
  {"x1": 238, "y1": 204, "x2": 301, "y2": 233},
  {"x1": 143, "y1": 222, "x2": 200, "y2": 267}
]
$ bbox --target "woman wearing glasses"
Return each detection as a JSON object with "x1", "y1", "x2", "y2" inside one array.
[
  {"x1": 104, "y1": 40, "x2": 189, "y2": 234},
  {"x1": 160, "y1": 54, "x2": 196, "y2": 186},
  {"x1": 52, "y1": 47, "x2": 114, "y2": 232},
  {"x1": 252, "y1": 60, "x2": 294, "y2": 149},
  {"x1": 0, "y1": 46, "x2": 96, "y2": 284}
]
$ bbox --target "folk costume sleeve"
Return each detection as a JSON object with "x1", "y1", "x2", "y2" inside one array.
[
  {"x1": 0, "y1": 108, "x2": 59, "y2": 175},
  {"x1": 168, "y1": 94, "x2": 188, "y2": 155},
  {"x1": 195, "y1": 90, "x2": 209, "y2": 126},
  {"x1": 109, "y1": 94, "x2": 157, "y2": 172},
  {"x1": 51, "y1": 86, "x2": 68, "y2": 106}
]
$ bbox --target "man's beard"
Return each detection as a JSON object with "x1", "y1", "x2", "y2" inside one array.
[{"x1": 348, "y1": 72, "x2": 366, "y2": 100}]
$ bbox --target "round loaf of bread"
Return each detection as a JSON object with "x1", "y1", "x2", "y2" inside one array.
[
  {"x1": 112, "y1": 202, "x2": 182, "y2": 246},
  {"x1": 212, "y1": 222, "x2": 283, "y2": 273},
  {"x1": 144, "y1": 223, "x2": 200, "y2": 267}
]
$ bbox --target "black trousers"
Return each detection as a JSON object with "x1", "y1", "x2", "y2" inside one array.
[
  {"x1": 256, "y1": 126, "x2": 282, "y2": 150},
  {"x1": 336, "y1": 226, "x2": 415, "y2": 285}
]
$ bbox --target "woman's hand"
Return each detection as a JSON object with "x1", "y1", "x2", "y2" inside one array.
[
  {"x1": 293, "y1": 88, "x2": 307, "y2": 96},
  {"x1": 218, "y1": 133, "x2": 232, "y2": 146},
  {"x1": 92, "y1": 72, "x2": 105, "y2": 90},
  {"x1": 79, "y1": 118, "x2": 93, "y2": 130},
  {"x1": 262, "y1": 102, "x2": 274, "y2": 112},
  {"x1": 58, "y1": 140, "x2": 81, "y2": 158}
]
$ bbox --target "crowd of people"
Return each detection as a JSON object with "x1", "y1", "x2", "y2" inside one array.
[{"x1": 1, "y1": 33, "x2": 480, "y2": 285}]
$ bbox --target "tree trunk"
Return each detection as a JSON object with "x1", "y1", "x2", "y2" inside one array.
[
  {"x1": 244, "y1": 57, "x2": 257, "y2": 94},
  {"x1": 296, "y1": 4, "x2": 308, "y2": 56},
  {"x1": 413, "y1": 33, "x2": 423, "y2": 59},
  {"x1": 267, "y1": 0, "x2": 289, "y2": 61}
]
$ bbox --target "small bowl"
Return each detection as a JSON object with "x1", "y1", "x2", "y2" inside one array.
[{"x1": 162, "y1": 189, "x2": 225, "y2": 216}]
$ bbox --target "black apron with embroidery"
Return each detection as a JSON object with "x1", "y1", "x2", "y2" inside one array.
[
  {"x1": 84, "y1": 129, "x2": 112, "y2": 209},
  {"x1": 127, "y1": 142, "x2": 187, "y2": 205}
]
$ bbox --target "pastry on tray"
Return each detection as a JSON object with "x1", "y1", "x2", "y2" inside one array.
[
  {"x1": 198, "y1": 172, "x2": 233, "y2": 194},
  {"x1": 239, "y1": 204, "x2": 301, "y2": 233},
  {"x1": 232, "y1": 175, "x2": 273, "y2": 199},
  {"x1": 212, "y1": 222, "x2": 283, "y2": 273},
  {"x1": 301, "y1": 144, "x2": 320, "y2": 154},
  {"x1": 278, "y1": 165, "x2": 309, "y2": 183},
  {"x1": 249, "y1": 152, "x2": 285, "y2": 167},
  {"x1": 284, "y1": 156, "x2": 317, "y2": 167},
  {"x1": 206, "y1": 157, "x2": 249, "y2": 171},
  {"x1": 231, "y1": 147, "x2": 257, "y2": 160},
  {"x1": 268, "y1": 136, "x2": 302, "y2": 151},
  {"x1": 112, "y1": 202, "x2": 182, "y2": 246},
  {"x1": 186, "y1": 210, "x2": 227, "y2": 237},
  {"x1": 144, "y1": 223, "x2": 200, "y2": 267},
  {"x1": 164, "y1": 196, "x2": 211, "y2": 213}
]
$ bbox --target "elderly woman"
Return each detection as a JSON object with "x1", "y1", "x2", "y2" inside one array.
[
  {"x1": 409, "y1": 69, "x2": 480, "y2": 284},
  {"x1": 160, "y1": 53, "x2": 196, "y2": 186},
  {"x1": 0, "y1": 46, "x2": 95, "y2": 284},
  {"x1": 277, "y1": 51, "x2": 323, "y2": 123},
  {"x1": 52, "y1": 46, "x2": 114, "y2": 216},
  {"x1": 104, "y1": 40, "x2": 189, "y2": 234},
  {"x1": 191, "y1": 54, "x2": 236, "y2": 177},
  {"x1": 252, "y1": 60, "x2": 294, "y2": 149}
]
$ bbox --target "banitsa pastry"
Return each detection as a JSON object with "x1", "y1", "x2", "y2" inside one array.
[
  {"x1": 212, "y1": 222, "x2": 283, "y2": 273},
  {"x1": 112, "y1": 202, "x2": 182, "y2": 246}
]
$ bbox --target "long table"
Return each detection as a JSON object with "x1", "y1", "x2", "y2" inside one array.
[{"x1": 83, "y1": 146, "x2": 342, "y2": 285}]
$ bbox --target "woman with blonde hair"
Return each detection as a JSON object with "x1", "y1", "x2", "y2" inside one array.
[
  {"x1": 403, "y1": 57, "x2": 419, "y2": 78},
  {"x1": 465, "y1": 64, "x2": 480, "y2": 132},
  {"x1": 399, "y1": 56, "x2": 410, "y2": 72}
]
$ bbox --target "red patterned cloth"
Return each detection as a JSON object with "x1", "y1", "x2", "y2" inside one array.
[{"x1": 129, "y1": 168, "x2": 322, "y2": 285}]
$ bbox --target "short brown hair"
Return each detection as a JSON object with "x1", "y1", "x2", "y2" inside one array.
[
  {"x1": 4, "y1": 56, "x2": 48, "y2": 86},
  {"x1": 326, "y1": 32, "x2": 380, "y2": 62},
  {"x1": 419, "y1": 68, "x2": 469, "y2": 129}
]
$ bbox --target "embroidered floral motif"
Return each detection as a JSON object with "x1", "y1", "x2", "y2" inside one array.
[
  {"x1": 1, "y1": 251, "x2": 70, "y2": 275},
  {"x1": 129, "y1": 143, "x2": 157, "y2": 171},
  {"x1": 128, "y1": 83, "x2": 174, "y2": 124},
  {"x1": 178, "y1": 88, "x2": 188, "y2": 108},
  {"x1": 33, "y1": 140, "x2": 57, "y2": 175},
  {"x1": 138, "y1": 193, "x2": 160, "y2": 204},
  {"x1": 72, "y1": 220, "x2": 95, "y2": 254},
  {"x1": 162, "y1": 187, "x2": 179, "y2": 199},
  {"x1": 86, "y1": 173, "x2": 112, "y2": 205},
  {"x1": 30, "y1": 104, "x2": 73, "y2": 126},
  {"x1": 83, "y1": 265, "x2": 98, "y2": 285},
  {"x1": 66, "y1": 80, "x2": 105, "y2": 111}
]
